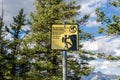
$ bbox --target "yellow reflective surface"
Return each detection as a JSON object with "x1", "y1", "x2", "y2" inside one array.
[{"x1": 51, "y1": 24, "x2": 78, "y2": 50}]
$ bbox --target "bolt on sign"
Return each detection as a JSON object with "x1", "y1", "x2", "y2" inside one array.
[{"x1": 51, "y1": 24, "x2": 78, "y2": 50}]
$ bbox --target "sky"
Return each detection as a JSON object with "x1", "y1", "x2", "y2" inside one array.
[
  {"x1": 0, "y1": 0, "x2": 34, "y2": 25},
  {"x1": 79, "y1": 0, "x2": 120, "y2": 75},
  {"x1": 0, "y1": 0, "x2": 120, "y2": 75}
]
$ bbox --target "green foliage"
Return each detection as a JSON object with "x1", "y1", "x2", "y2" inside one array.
[
  {"x1": 117, "y1": 75, "x2": 120, "y2": 80},
  {"x1": 4, "y1": 9, "x2": 30, "y2": 79},
  {"x1": 97, "y1": 26, "x2": 104, "y2": 34},
  {"x1": 67, "y1": 51, "x2": 93, "y2": 80},
  {"x1": 96, "y1": 52, "x2": 120, "y2": 61},
  {"x1": 95, "y1": 8, "x2": 111, "y2": 24},
  {"x1": 107, "y1": 55, "x2": 117, "y2": 60},
  {"x1": 24, "y1": 0, "x2": 81, "y2": 79},
  {"x1": 112, "y1": 15, "x2": 120, "y2": 22},
  {"x1": 78, "y1": 14, "x2": 90, "y2": 25},
  {"x1": 79, "y1": 31, "x2": 94, "y2": 41},
  {"x1": 109, "y1": 0, "x2": 120, "y2": 7},
  {"x1": 0, "y1": 0, "x2": 100, "y2": 80},
  {"x1": 95, "y1": 6, "x2": 120, "y2": 35},
  {"x1": 0, "y1": 14, "x2": 10, "y2": 79},
  {"x1": 22, "y1": 0, "x2": 94, "y2": 79},
  {"x1": 94, "y1": 0, "x2": 120, "y2": 63},
  {"x1": 95, "y1": 8, "x2": 105, "y2": 22}
]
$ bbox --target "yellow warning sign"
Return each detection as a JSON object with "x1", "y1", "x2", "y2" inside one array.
[{"x1": 51, "y1": 24, "x2": 78, "y2": 50}]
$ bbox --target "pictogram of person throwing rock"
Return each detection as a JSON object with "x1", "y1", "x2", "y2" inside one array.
[
  {"x1": 62, "y1": 35, "x2": 72, "y2": 49},
  {"x1": 62, "y1": 34, "x2": 77, "y2": 50}
]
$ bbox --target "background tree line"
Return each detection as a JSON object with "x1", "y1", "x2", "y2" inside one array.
[{"x1": 0, "y1": 0, "x2": 120, "y2": 80}]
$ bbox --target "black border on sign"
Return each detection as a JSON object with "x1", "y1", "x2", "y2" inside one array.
[{"x1": 50, "y1": 24, "x2": 79, "y2": 51}]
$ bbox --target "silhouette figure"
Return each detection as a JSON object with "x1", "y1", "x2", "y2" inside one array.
[{"x1": 62, "y1": 35, "x2": 77, "y2": 50}]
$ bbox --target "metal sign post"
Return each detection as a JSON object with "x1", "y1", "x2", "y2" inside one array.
[
  {"x1": 63, "y1": 50, "x2": 67, "y2": 80},
  {"x1": 63, "y1": 21, "x2": 67, "y2": 80},
  {"x1": 62, "y1": 50, "x2": 67, "y2": 80}
]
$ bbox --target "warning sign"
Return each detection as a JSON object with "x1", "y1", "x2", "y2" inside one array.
[{"x1": 51, "y1": 24, "x2": 78, "y2": 50}]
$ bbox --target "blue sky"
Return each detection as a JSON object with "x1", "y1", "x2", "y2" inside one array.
[
  {"x1": 79, "y1": 0, "x2": 120, "y2": 75},
  {"x1": 0, "y1": 0, "x2": 120, "y2": 75}
]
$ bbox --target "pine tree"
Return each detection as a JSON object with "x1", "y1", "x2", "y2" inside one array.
[
  {"x1": 22, "y1": 0, "x2": 94, "y2": 80},
  {"x1": 5, "y1": 8, "x2": 29, "y2": 79},
  {"x1": 0, "y1": 13, "x2": 5, "y2": 80},
  {"x1": 0, "y1": 12, "x2": 11, "y2": 79}
]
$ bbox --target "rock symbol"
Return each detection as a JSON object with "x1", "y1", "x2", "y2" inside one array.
[{"x1": 69, "y1": 25, "x2": 77, "y2": 33}]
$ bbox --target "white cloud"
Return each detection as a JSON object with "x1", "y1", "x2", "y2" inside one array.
[
  {"x1": 83, "y1": 36, "x2": 120, "y2": 75},
  {"x1": 0, "y1": 0, "x2": 34, "y2": 25},
  {"x1": 77, "y1": 0, "x2": 107, "y2": 27},
  {"x1": 0, "y1": 0, "x2": 34, "y2": 40},
  {"x1": 82, "y1": 36, "x2": 120, "y2": 56},
  {"x1": 89, "y1": 60, "x2": 120, "y2": 75},
  {"x1": 78, "y1": 0, "x2": 107, "y2": 15},
  {"x1": 114, "y1": 49, "x2": 120, "y2": 56},
  {"x1": 86, "y1": 20, "x2": 101, "y2": 27},
  {"x1": 4, "y1": 33, "x2": 12, "y2": 40}
]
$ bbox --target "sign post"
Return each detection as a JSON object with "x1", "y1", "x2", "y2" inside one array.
[
  {"x1": 63, "y1": 21, "x2": 67, "y2": 80},
  {"x1": 51, "y1": 23, "x2": 78, "y2": 80}
]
